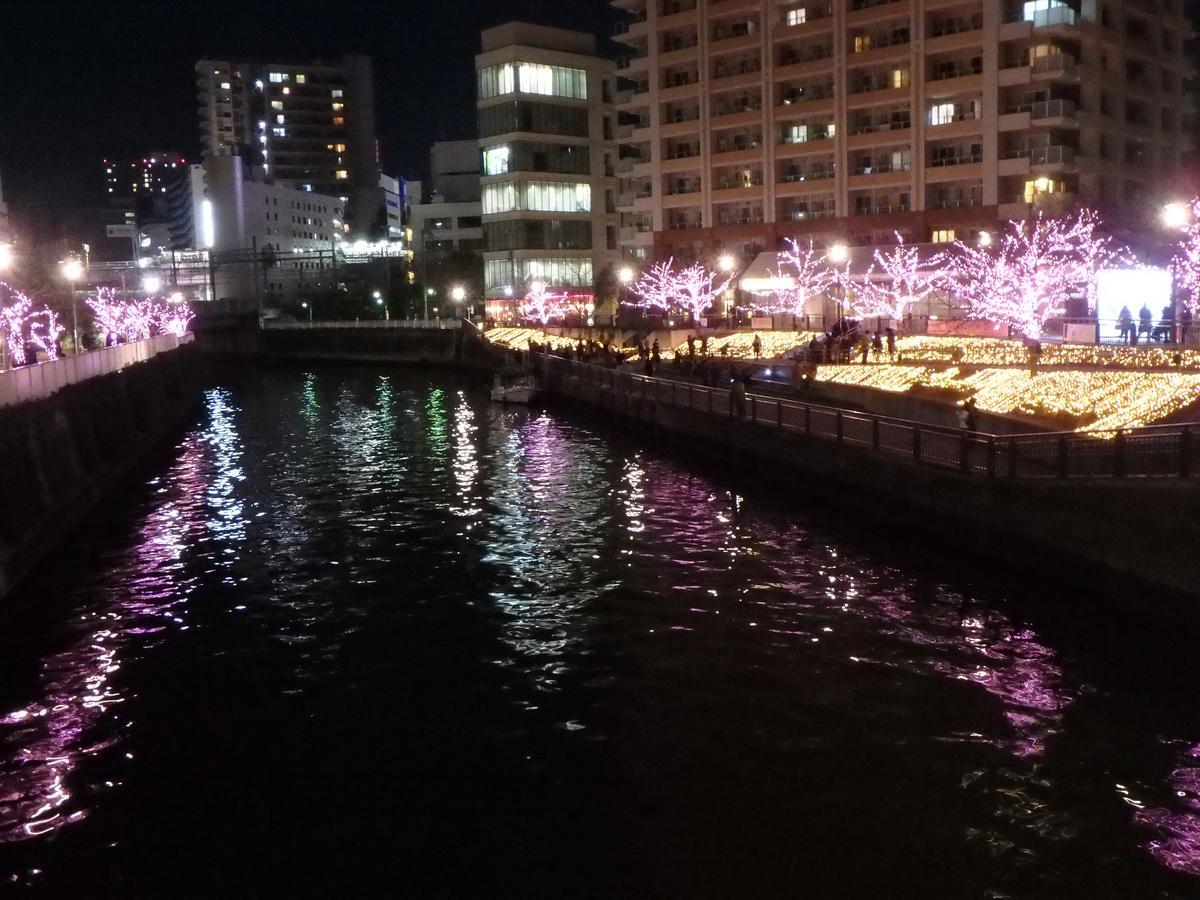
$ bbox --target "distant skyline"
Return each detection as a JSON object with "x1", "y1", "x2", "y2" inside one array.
[{"x1": 0, "y1": 0, "x2": 616, "y2": 234}]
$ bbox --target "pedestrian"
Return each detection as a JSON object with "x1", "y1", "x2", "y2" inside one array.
[
  {"x1": 1117, "y1": 305, "x2": 1133, "y2": 344},
  {"x1": 1139, "y1": 303, "x2": 1153, "y2": 342},
  {"x1": 651, "y1": 339, "x2": 661, "y2": 363},
  {"x1": 752, "y1": 333, "x2": 763, "y2": 359},
  {"x1": 700, "y1": 335, "x2": 709, "y2": 357},
  {"x1": 687, "y1": 335, "x2": 696, "y2": 359},
  {"x1": 729, "y1": 366, "x2": 746, "y2": 418},
  {"x1": 1182, "y1": 308, "x2": 1194, "y2": 346},
  {"x1": 1026, "y1": 338, "x2": 1042, "y2": 376},
  {"x1": 871, "y1": 331, "x2": 883, "y2": 361},
  {"x1": 963, "y1": 396, "x2": 978, "y2": 432},
  {"x1": 885, "y1": 326, "x2": 896, "y2": 360},
  {"x1": 859, "y1": 333, "x2": 870, "y2": 364}
]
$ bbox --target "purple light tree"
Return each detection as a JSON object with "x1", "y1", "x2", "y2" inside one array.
[
  {"x1": 0, "y1": 283, "x2": 34, "y2": 365},
  {"x1": 748, "y1": 239, "x2": 835, "y2": 318},
  {"x1": 27, "y1": 308, "x2": 65, "y2": 361},
  {"x1": 1173, "y1": 198, "x2": 1200, "y2": 313},
  {"x1": 633, "y1": 259, "x2": 732, "y2": 321},
  {"x1": 853, "y1": 234, "x2": 939, "y2": 323},
  {"x1": 521, "y1": 281, "x2": 568, "y2": 326},
  {"x1": 942, "y1": 210, "x2": 1124, "y2": 338}
]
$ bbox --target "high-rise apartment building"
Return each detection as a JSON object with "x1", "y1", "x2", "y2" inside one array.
[
  {"x1": 102, "y1": 153, "x2": 190, "y2": 200},
  {"x1": 195, "y1": 56, "x2": 380, "y2": 230},
  {"x1": 613, "y1": 0, "x2": 1194, "y2": 262},
  {"x1": 476, "y1": 23, "x2": 621, "y2": 303}
]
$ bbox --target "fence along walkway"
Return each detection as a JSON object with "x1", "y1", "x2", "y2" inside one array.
[
  {"x1": 0, "y1": 333, "x2": 193, "y2": 408},
  {"x1": 263, "y1": 319, "x2": 462, "y2": 331},
  {"x1": 545, "y1": 356, "x2": 1200, "y2": 481}
]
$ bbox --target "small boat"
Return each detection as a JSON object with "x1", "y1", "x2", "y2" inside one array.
[{"x1": 491, "y1": 372, "x2": 539, "y2": 404}]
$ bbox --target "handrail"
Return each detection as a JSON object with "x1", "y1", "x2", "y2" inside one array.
[
  {"x1": 536, "y1": 354, "x2": 1200, "y2": 481},
  {"x1": 263, "y1": 319, "x2": 461, "y2": 331}
]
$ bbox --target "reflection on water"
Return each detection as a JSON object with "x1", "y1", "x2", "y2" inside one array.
[{"x1": 0, "y1": 368, "x2": 1197, "y2": 895}]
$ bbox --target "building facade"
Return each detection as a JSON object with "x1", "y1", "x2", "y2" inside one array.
[
  {"x1": 476, "y1": 23, "x2": 622, "y2": 303},
  {"x1": 613, "y1": 0, "x2": 1195, "y2": 263},
  {"x1": 167, "y1": 155, "x2": 345, "y2": 302},
  {"x1": 195, "y1": 56, "x2": 381, "y2": 231}
]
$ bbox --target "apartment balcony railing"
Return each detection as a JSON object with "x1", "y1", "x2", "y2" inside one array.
[
  {"x1": 851, "y1": 117, "x2": 911, "y2": 135},
  {"x1": 781, "y1": 168, "x2": 835, "y2": 182},
  {"x1": 784, "y1": 207, "x2": 836, "y2": 220},
  {"x1": 667, "y1": 219, "x2": 703, "y2": 230},
  {"x1": 929, "y1": 197, "x2": 983, "y2": 209},
  {"x1": 853, "y1": 200, "x2": 911, "y2": 215},
  {"x1": 713, "y1": 22, "x2": 757, "y2": 41},
  {"x1": 851, "y1": 29, "x2": 911, "y2": 53},
  {"x1": 852, "y1": 162, "x2": 912, "y2": 175},
  {"x1": 716, "y1": 211, "x2": 766, "y2": 225},
  {"x1": 929, "y1": 152, "x2": 983, "y2": 167},
  {"x1": 666, "y1": 146, "x2": 701, "y2": 159},
  {"x1": 930, "y1": 61, "x2": 982, "y2": 81},
  {"x1": 713, "y1": 60, "x2": 762, "y2": 79},
  {"x1": 664, "y1": 109, "x2": 701, "y2": 124},
  {"x1": 714, "y1": 135, "x2": 763, "y2": 152},
  {"x1": 1005, "y1": 5, "x2": 1078, "y2": 27},
  {"x1": 851, "y1": 0, "x2": 903, "y2": 10},
  {"x1": 929, "y1": 15, "x2": 983, "y2": 37},
  {"x1": 779, "y1": 45, "x2": 832, "y2": 66},
  {"x1": 1004, "y1": 145, "x2": 1077, "y2": 165},
  {"x1": 667, "y1": 182, "x2": 702, "y2": 195},
  {"x1": 850, "y1": 75, "x2": 909, "y2": 94},
  {"x1": 716, "y1": 177, "x2": 765, "y2": 189},
  {"x1": 780, "y1": 84, "x2": 835, "y2": 104},
  {"x1": 713, "y1": 99, "x2": 763, "y2": 116},
  {"x1": 663, "y1": 38, "x2": 699, "y2": 52}
]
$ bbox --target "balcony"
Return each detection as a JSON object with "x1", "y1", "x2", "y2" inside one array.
[{"x1": 1004, "y1": 145, "x2": 1077, "y2": 166}]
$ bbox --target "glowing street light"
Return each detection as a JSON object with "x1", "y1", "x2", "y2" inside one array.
[
  {"x1": 142, "y1": 274, "x2": 162, "y2": 295},
  {"x1": 977, "y1": 230, "x2": 993, "y2": 248},
  {"x1": 1163, "y1": 202, "x2": 1192, "y2": 231},
  {"x1": 826, "y1": 243, "x2": 851, "y2": 326},
  {"x1": 826, "y1": 243, "x2": 849, "y2": 265},
  {"x1": 300, "y1": 300, "x2": 313, "y2": 323},
  {"x1": 718, "y1": 254, "x2": 737, "y2": 273},
  {"x1": 451, "y1": 285, "x2": 467, "y2": 303},
  {"x1": 618, "y1": 265, "x2": 635, "y2": 285},
  {"x1": 373, "y1": 289, "x2": 389, "y2": 321},
  {"x1": 61, "y1": 258, "x2": 84, "y2": 351},
  {"x1": 0, "y1": 244, "x2": 12, "y2": 272}
]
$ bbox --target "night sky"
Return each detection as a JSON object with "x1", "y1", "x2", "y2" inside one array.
[{"x1": 0, "y1": 0, "x2": 617, "y2": 233}]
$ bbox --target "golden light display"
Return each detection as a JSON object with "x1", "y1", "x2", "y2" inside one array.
[
  {"x1": 816, "y1": 365, "x2": 1200, "y2": 432},
  {"x1": 665, "y1": 331, "x2": 820, "y2": 361}
]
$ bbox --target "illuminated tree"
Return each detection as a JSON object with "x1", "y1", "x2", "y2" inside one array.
[
  {"x1": 87, "y1": 290, "x2": 192, "y2": 341},
  {"x1": 0, "y1": 283, "x2": 34, "y2": 365},
  {"x1": 521, "y1": 281, "x2": 568, "y2": 326},
  {"x1": 853, "y1": 233, "x2": 939, "y2": 322},
  {"x1": 1172, "y1": 197, "x2": 1200, "y2": 313},
  {"x1": 942, "y1": 210, "x2": 1125, "y2": 338},
  {"x1": 747, "y1": 239, "x2": 835, "y2": 317},
  {"x1": 633, "y1": 258, "x2": 732, "y2": 320},
  {"x1": 27, "y1": 308, "x2": 65, "y2": 360}
]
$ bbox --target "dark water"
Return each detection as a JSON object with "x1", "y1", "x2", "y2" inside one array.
[{"x1": 2, "y1": 366, "x2": 1200, "y2": 898}]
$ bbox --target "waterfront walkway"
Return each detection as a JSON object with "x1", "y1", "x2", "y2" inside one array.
[{"x1": 540, "y1": 354, "x2": 1200, "y2": 481}]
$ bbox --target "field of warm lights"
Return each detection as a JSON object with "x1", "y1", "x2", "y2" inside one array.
[
  {"x1": 893, "y1": 336, "x2": 1200, "y2": 371},
  {"x1": 663, "y1": 331, "x2": 819, "y2": 360},
  {"x1": 815, "y1": 365, "x2": 1200, "y2": 432},
  {"x1": 485, "y1": 327, "x2": 593, "y2": 353}
]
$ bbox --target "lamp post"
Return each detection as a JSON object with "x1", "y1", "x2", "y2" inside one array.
[
  {"x1": 301, "y1": 301, "x2": 313, "y2": 323},
  {"x1": 617, "y1": 265, "x2": 635, "y2": 328},
  {"x1": 718, "y1": 254, "x2": 738, "y2": 327},
  {"x1": 826, "y1": 242, "x2": 850, "y2": 328},
  {"x1": 451, "y1": 284, "x2": 468, "y2": 322},
  {"x1": 1162, "y1": 202, "x2": 1192, "y2": 344},
  {"x1": 373, "y1": 289, "x2": 389, "y2": 321},
  {"x1": 61, "y1": 257, "x2": 83, "y2": 353},
  {"x1": 424, "y1": 286, "x2": 435, "y2": 320}
]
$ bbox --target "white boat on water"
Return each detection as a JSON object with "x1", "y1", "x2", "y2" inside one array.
[{"x1": 490, "y1": 372, "x2": 538, "y2": 404}]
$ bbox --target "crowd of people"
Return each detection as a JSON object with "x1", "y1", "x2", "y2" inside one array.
[
  {"x1": 1116, "y1": 303, "x2": 1194, "y2": 346},
  {"x1": 794, "y1": 320, "x2": 898, "y2": 365}
]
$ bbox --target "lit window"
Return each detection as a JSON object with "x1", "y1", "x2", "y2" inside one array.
[
  {"x1": 483, "y1": 145, "x2": 511, "y2": 176},
  {"x1": 477, "y1": 62, "x2": 588, "y2": 100},
  {"x1": 854, "y1": 34, "x2": 872, "y2": 53},
  {"x1": 276, "y1": 114, "x2": 286, "y2": 124},
  {"x1": 786, "y1": 7, "x2": 806, "y2": 26},
  {"x1": 929, "y1": 103, "x2": 955, "y2": 125},
  {"x1": 269, "y1": 72, "x2": 284, "y2": 83},
  {"x1": 331, "y1": 102, "x2": 344, "y2": 111},
  {"x1": 932, "y1": 229, "x2": 956, "y2": 243},
  {"x1": 296, "y1": 74, "x2": 306, "y2": 84},
  {"x1": 271, "y1": 100, "x2": 284, "y2": 110},
  {"x1": 787, "y1": 124, "x2": 809, "y2": 143},
  {"x1": 332, "y1": 89, "x2": 344, "y2": 98},
  {"x1": 273, "y1": 127, "x2": 287, "y2": 137},
  {"x1": 891, "y1": 68, "x2": 908, "y2": 89},
  {"x1": 335, "y1": 170, "x2": 349, "y2": 180},
  {"x1": 282, "y1": 87, "x2": 290, "y2": 95},
  {"x1": 332, "y1": 116, "x2": 345, "y2": 125},
  {"x1": 220, "y1": 81, "x2": 231, "y2": 90}
]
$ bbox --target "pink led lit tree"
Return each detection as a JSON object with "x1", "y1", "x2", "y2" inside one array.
[
  {"x1": 521, "y1": 281, "x2": 568, "y2": 326},
  {"x1": 943, "y1": 210, "x2": 1125, "y2": 338},
  {"x1": 748, "y1": 239, "x2": 835, "y2": 317},
  {"x1": 27, "y1": 308, "x2": 65, "y2": 361},
  {"x1": 0, "y1": 283, "x2": 35, "y2": 365},
  {"x1": 633, "y1": 258, "x2": 733, "y2": 321},
  {"x1": 87, "y1": 290, "x2": 192, "y2": 341},
  {"x1": 1172, "y1": 197, "x2": 1200, "y2": 313},
  {"x1": 853, "y1": 234, "x2": 939, "y2": 322}
]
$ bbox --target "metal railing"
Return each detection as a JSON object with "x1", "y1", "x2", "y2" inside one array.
[
  {"x1": 263, "y1": 319, "x2": 462, "y2": 331},
  {"x1": 541, "y1": 355, "x2": 1200, "y2": 481},
  {"x1": 0, "y1": 333, "x2": 193, "y2": 408}
]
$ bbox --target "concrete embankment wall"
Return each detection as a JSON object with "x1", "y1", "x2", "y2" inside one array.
[
  {"x1": 0, "y1": 344, "x2": 202, "y2": 597},
  {"x1": 545, "y1": 369, "x2": 1200, "y2": 615}
]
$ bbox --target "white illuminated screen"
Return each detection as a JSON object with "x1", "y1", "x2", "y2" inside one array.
[{"x1": 1096, "y1": 268, "x2": 1171, "y2": 343}]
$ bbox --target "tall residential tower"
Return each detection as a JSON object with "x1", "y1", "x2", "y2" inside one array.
[{"x1": 613, "y1": 0, "x2": 1195, "y2": 262}]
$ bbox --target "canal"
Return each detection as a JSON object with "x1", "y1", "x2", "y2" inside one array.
[{"x1": 1, "y1": 365, "x2": 1199, "y2": 898}]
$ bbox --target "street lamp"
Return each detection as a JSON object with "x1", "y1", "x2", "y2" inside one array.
[
  {"x1": 977, "y1": 230, "x2": 993, "y2": 248},
  {"x1": 826, "y1": 243, "x2": 850, "y2": 327},
  {"x1": 451, "y1": 284, "x2": 468, "y2": 321},
  {"x1": 1162, "y1": 202, "x2": 1192, "y2": 344},
  {"x1": 300, "y1": 301, "x2": 313, "y2": 323},
  {"x1": 61, "y1": 258, "x2": 84, "y2": 352},
  {"x1": 373, "y1": 289, "x2": 389, "y2": 321},
  {"x1": 142, "y1": 274, "x2": 162, "y2": 295},
  {"x1": 618, "y1": 266, "x2": 635, "y2": 285}
]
